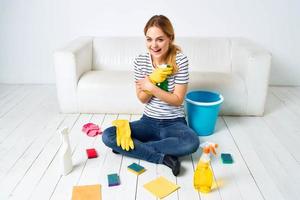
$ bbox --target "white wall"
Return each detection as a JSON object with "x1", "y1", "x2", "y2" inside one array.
[{"x1": 0, "y1": 0, "x2": 299, "y2": 85}]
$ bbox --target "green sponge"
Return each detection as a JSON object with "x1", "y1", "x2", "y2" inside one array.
[{"x1": 221, "y1": 153, "x2": 233, "y2": 164}]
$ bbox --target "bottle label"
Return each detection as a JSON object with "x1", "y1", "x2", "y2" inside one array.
[{"x1": 156, "y1": 79, "x2": 168, "y2": 91}]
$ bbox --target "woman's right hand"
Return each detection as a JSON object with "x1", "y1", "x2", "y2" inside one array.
[{"x1": 149, "y1": 67, "x2": 173, "y2": 84}]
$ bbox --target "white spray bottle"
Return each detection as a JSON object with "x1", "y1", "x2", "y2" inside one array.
[{"x1": 60, "y1": 127, "x2": 73, "y2": 175}]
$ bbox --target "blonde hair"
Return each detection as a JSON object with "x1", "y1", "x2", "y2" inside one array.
[{"x1": 144, "y1": 15, "x2": 181, "y2": 73}]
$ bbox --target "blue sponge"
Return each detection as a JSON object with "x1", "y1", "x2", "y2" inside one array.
[{"x1": 107, "y1": 173, "x2": 120, "y2": 186}]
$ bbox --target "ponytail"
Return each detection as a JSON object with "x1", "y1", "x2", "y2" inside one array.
[{"x1": 166, "y1": 44, "x2": 181, "y2": 74}]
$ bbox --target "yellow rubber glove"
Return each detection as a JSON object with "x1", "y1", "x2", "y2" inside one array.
[
  {"x1": 149, "y1": 65, "x2": 173, "y2": 84},
  {"x1": 112, "y1": 119, "x2": 134, "y2": 151}
]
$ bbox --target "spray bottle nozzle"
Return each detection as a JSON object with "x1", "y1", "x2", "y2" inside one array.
[{"x1": 200, "y1": 142, "x2": 218, "y2": 156}]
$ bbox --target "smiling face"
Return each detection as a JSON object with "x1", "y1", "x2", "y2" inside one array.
[{"x1": 146, "y1": 26, "x2": 171, "y2": 63}]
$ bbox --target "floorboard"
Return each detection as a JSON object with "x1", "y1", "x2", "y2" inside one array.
[{"x1": 0, "y1": 84, "x2": 299, "y2": 200}]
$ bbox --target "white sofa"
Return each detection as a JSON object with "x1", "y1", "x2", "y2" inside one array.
[{"x1": 54, "y1": 37, "x2": 271, "y2": 116}]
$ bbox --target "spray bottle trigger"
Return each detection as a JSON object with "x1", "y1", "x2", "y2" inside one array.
[{"x1": 210, "y1": 143, "x2": 218, "y2": 156}]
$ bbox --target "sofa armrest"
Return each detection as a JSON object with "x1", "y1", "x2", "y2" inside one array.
[
  {"x1": 54, "y1": 37, "x2": 93, "y2": 113},
  {"x1": 231, "y1": 38, "x2": 272, "y2": 115}
]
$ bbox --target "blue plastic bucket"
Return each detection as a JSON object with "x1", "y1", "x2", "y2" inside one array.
[{"x1": 185, "y1": 91, "x2": 224, "y2": 136}]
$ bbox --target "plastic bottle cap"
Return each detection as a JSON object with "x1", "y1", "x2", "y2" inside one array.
[{"x1": 203, "y1": 147, "x2": 210, "y2": 154}]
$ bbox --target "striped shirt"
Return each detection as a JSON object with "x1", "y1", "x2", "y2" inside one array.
[{"x1": 133, "y1": 52, "x2": 189, "y2": 119}]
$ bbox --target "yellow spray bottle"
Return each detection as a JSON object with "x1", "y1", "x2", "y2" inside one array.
[{"x1": 194, "y1": 142, "x2": 218, "y2": 193}]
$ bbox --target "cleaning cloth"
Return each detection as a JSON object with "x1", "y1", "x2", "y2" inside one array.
[
  {"x1": 82, "y1": 123, "x2": 102, "y2": 137},
  {"x1": 143, "y1": 176, "x2": 180, "y2": 199},
  {"x1": 72, "y1": 184, "x2": 101, "y2": 200}
]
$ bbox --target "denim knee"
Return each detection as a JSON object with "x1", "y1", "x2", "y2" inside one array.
[
  {"x1": 102, "y1": 126, "x2": 116, "y2": 147},
  {"x1": 190, "y1": 135, "x2": 200, "y2": 153},
  {"x1": 184, "y1": 132, "x2": 200, "y2": 154}
]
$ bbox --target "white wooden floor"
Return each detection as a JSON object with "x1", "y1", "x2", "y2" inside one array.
[{"x1": 0, "y1": 84, "x2": 300, "y2": 200}]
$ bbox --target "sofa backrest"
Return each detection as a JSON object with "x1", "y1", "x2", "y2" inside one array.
[
  {"x1": 93, "y1": 37, "x2": 145, "y2": 71},
  {"x1": 92, "y1": 37, "x2": 232, "y2": 73}
]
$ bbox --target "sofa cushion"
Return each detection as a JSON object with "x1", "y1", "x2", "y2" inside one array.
[
  {"x1": 188, "y1": 72, "x2": 247, "y2": 115},
  {"x1": 77, "y1": 70, "x2": 247, "y2": 115},
  {"x1": 77, "y1": 70, "x2": 144, "y2": 113}
]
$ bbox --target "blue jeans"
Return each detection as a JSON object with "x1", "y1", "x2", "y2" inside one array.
[{"x1": 102, "y1": 115, "x2": 200, "y2": 164}]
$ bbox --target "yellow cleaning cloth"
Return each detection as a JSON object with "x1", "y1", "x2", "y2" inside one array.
[
  {"x1": 143, "y1": 176, "x2": 180, "y2": 199},
  {"x1": 72, "y1": 184, "x2": 101, "y2": 200}
]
